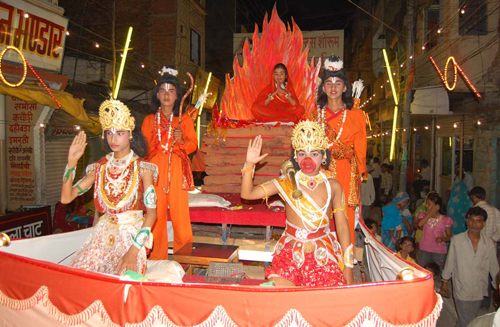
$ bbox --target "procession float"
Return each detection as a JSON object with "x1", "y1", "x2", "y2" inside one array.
[{"x1": 0, "y1": 8, "x2": 441, "y2": 327}]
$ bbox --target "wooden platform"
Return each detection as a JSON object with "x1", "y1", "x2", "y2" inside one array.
[
  {"x1": 172, "y1": 242, "x2": 239, "y2": 271},
  {"x1": 201, "y1": 125, "x2": 293, "y2": 193}
]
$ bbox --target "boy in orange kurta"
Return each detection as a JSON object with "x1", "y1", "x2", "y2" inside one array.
[
  {"x1": 309, "y1": 56, "x2": 367, "y2": 252},
  {"x1": 142, "y1": 68, "x2": 197, "y2": 259}
]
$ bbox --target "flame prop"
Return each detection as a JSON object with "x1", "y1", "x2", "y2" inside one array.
[{"x1": 221, "y1": 7, "x2": 319, "y2": 120}]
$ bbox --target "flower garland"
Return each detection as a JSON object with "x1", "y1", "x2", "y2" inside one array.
[{"x1": 156, "y1": 109, "x2": 174, "y2": 153}]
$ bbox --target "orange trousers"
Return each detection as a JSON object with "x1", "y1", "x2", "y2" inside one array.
[{"x1": 149, "y1": 153, "x2": 193, "y2": 260}]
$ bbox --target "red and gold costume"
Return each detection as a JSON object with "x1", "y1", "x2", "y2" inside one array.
[
  {"x1": 265, "y1": 173, "x2": 347, "y2": 286},
  {"x1": 142, "y1": 111, "x2": 197, "y2": 258},
  {"x1": 309, "y1": 104, "x2": 367, "y2": 244},
  {"x1": 251, "y1": 78, "x2": 305, "y2": 123},
  {"x1": 70, "y1": 152, "x2": 158, "y2": 275}
]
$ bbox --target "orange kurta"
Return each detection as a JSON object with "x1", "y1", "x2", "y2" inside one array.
[
  {"x1": 142, "y1": 112, "x2": 197, "y2": 259},
  {"x1": 310, "y1": 106, "x2": 367, "y2": 243}
]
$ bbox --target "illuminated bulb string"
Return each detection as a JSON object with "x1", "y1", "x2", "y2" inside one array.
[{"x1": 0, "y1": 46, "x2": 62, "y2": 108}]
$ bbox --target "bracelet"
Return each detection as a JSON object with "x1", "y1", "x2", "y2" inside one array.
[
  {"x1": 241, "y1": 163, "x2": 255, "y2": 178},
  {"x1": 268, "y1": 93, "x2": 274, "y2": 100},
  {"x1": 63, "y1": 165, "x2": 76, "y2": 183},
  {"x1": 343, "y1": 244, "x2": 354, "y2": 268},
  {"x1": 132, "y1": 227, "x2": 151, "y2": 249}
]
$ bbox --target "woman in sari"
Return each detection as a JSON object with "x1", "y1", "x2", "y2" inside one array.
[{"x1": 251, "y1": 63, "x2": 305, "y2": 123}]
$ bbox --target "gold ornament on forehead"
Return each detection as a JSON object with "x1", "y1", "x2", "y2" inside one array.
[
  {"x1": 99, "y1": 99, "x2": 136, "y2": 139},
  {"x1": 292, "y1": 120, "x2": 329, "y2": 154}
]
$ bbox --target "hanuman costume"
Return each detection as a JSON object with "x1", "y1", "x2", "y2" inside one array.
[
  {"x1": 70, "y1": 100, "x2": 158, "y2": 276},
  {"x1": 265, "y1": 121, "x2": 349, "y2": 287},
  {"x1": 309, "y1": 57, "x2": 367, "y2": 245},
  {"x1": 142, "y1": 71, "x2": 197, "y2": 259}
]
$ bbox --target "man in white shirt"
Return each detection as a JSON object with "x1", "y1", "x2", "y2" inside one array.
[
  {"x1": 370, "y1": 157, "x2": 382, "y2": 204},
  {"x1": 380, "y1": 164, "x2": 392, "y2": 197},
  {"x1": 441, "y1": 207, "x2": 500, "y2": 327},
  {"x1": 420, "y1": 159, "x2": 430, "y2": 182},
  {"x1": 470, "y1": 186, "x2": 500, "y2": 242},
  {"x1": 361, "y1": 173, "x2": 375, "y2": 220},
  {"x1": 470, "y1": 186, "x2": 500, "y2": 309}
]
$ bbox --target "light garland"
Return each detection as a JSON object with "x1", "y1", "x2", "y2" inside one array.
[
  {"x1": 430, "y1": 56, "x2": 481, "y2": 98},
  {"x1": 0, "y1": 46, "x2": 27, "y2": 87},
  {"x1": 0, "y1": 46, "x2": 62, "y2": 108}
]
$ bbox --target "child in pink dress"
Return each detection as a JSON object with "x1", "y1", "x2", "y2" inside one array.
[{"x1": 417, "y1": 193, "x2": 453, "y2": 270}]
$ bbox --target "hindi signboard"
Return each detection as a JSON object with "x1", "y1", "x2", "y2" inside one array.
[
  {"x1": 0, "y1": 0, "x2": 68, "y2": 72},
  {"x1": 0, "y1": 206, "x2": 52, "y2": 239},
  {"x1": 6, "y1": 96, "x2": 43, "y2": 211},
  {"x1": 233, "y1": 29, "x2": 344, "y2": 64}
]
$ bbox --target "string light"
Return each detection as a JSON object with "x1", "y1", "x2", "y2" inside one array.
[
  {"x1": 413, "y1": 128, "x2": 417, "y2": 131},
  {"x1": 39, "y1": 123, "x2": 45, "y2": 128},
  {"x1": 422, "y1": 45, "x2": 426, "y2": 50},
  {"x1": 65, "y1": 31, "x2": 70, "y2": 36},
  {"x1": 410, "y1": 55, "x2": 413, "y2": 59},
  {"x1": 95, "y1": 43, "x2": 100, "y2": 48},
  {"x1": 437, "y1": 28, "x2": 442, "y2": 34},
  {"x1": 140, "y1": 63, "x2": 145, "y2": 68},
  {"x1": 75, "y1": 125, "x2": 81, "y2": 130},
  {"x1": 430, "y1": 56, "x2": 481, "y2": 98},
  {"x1": 461, "y1": 8, "x2": 465, "y2": 14},
  {"x1": 436, "y1": 125, "x2": 441, "y2": 129},
  {"x1": 24, "y1": 13, "x2": 29, "y2": 18},
  {"x1": 425, "y1": 126, "x2": 429, "y2": 130},
  {"x1": 0, "y1": 46, "x2": 27, "y2": 87},
  {"x1": 477, "y1": 120, "x2": 482, "y2": 125},
  {"x1": 380, "y1": 85, "x2": 384, "y2": 88},
  {"x1": 453, "y1": 123, "x2": 458, "y2": 128}
]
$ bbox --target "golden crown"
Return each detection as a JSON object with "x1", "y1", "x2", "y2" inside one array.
[
  {"x1": 99, "y1": 99, "x2": 136, "y2": 139},
  {"x1": 292, "y1": 120, "x2": 328, "y2": 153}
]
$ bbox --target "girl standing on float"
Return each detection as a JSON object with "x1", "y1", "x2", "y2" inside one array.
[
  {"x1": 142, "y1": 67, "x2": 197, "y2": 259},
  {"x1": 61, "y1": 99, "x2": 158, "y2": 275},
  {"x1": 309, "y1": 56, "x2": 367, "y2": 264}
]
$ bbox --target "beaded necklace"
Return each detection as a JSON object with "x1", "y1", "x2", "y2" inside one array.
[
  {"x1": 104, "y1": 150, "x2": 134, "y2": 197},
  {"x1": 319, "y1": 105, "x2": 346, "y2": 140},
  {"x1": 156, "y1": 109, "x2": 174, "y2": 153}
]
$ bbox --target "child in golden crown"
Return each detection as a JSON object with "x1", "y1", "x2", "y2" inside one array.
[
  {"x1": 61, "y1": 99, "x2": 158, "y2": 276},
  {"x1": 241, "y1": 120, "x2": 354, "y2": 286}
]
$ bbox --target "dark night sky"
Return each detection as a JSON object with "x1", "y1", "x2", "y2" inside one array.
[{"x1": 238, "y1": 0, "x2": 356, "y2": 31}]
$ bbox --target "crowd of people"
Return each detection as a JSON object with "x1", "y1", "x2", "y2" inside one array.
[{"x1": 362, "y1": 164, "x2": 500, "y2": 326}]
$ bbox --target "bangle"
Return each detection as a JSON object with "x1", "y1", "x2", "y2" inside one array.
[
  {"x1": 268, "y1": 93, "x2": 274, "y2": 100},
  {"x1": 241, "y1": 163, "x2": 255, "y2": 178},
  {"x1": 63, "y1": 165, "x2": 76, "y2": 183},
  {"x1": 133, "y1": 227, "x2": 151, "y2": 249},
  {"x1": 441, "y1": 278, "x2": 448, "y2": 282}
]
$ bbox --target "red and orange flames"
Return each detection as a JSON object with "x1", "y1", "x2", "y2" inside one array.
[{"x1": 221, "y1": 7, "x2": 320, "y2": 121}]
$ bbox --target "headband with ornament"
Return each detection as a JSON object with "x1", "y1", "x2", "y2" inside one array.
[
  {"x1": 161, "y1": 66, "x2": 178, "y2": 77},
  {"x1": 292, "y1": 120, "x2": 329, "y2": 156},
  {"x1": 99, "y1": 99, "x2": 136, "y2": 139},
  {"x1": 323, "y1": 56, "x2": 343, "y2": 72}
]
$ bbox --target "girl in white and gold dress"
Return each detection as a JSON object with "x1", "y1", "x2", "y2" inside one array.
[{"x1": 61, "y1": 99, "x2": 158, "y2": 276}]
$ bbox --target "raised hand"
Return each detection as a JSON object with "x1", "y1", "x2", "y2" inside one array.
[
  {"x1": 246, "y1": 135, "x2": 268, "y2": 165},
  {"x1": 68, "y1": 131, "x2": 87, "y2": 166}
]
